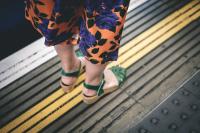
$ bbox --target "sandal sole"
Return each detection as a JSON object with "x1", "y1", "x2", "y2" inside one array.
[
  {"x1": 82, "y1": 66, "x2": 126, "y2": 104},
  {"x1": 60, "y1": 80, "x2": 76, "y2": 93},
  {"x1": 82, "y1": 85, "x2": 119, "y2": 104}
]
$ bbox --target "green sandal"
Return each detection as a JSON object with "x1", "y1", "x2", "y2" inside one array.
[
  {"x1": 60, "y1": 51, "x2": 86, "y2": 93},
  {"x1": 82, "y1": 65, "x2": 127, "y2": 104}
]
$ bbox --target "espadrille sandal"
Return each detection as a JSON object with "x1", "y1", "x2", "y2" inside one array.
[
  {"x1": 82, "y1": 65, "x2": 126, "y2": 104},
  {"x1": 60, "y1": 55, "x2": 86, "y2": 93}
]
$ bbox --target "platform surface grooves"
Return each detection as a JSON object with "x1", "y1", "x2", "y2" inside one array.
[{"x1": 0, "y1": 0, "x2": 200, "y2": 132}]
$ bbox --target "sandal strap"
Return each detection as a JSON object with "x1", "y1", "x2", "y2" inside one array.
[
  {"x1": 61, "y1": 60, "x2": 82, "y2": 77},
  {"x1": 61, "y1": 68, "x2": 80, "y2": 77},
  {"x1": 109, "y1": 66, "x2": 127, "y2": 86},
  {"x1": 76, "y1": 50, "x2": 84, "y2": 57},
  {"x1": 61, "y1": 49, "x2": 85, "y2": 77},
  {"x1": 83, "y1": 75, "x2": 105, "y2": 96}
]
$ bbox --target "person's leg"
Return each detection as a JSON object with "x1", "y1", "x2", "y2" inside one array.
[
  {"x1": 82, "y1": 59, "x2": 108, "y2": 96},
  {"x1": 54, "y1": 42, "x2": 81, "y2": 86},
  {"x1": 83, "y1": 59, "x2": 121, "y2": 96},
  {"x1": 25, "y1": 0, "x2": 86, "y2": 90},
  {"x1": 80, "y1": 0, "x2": 130, "y2": 97}
]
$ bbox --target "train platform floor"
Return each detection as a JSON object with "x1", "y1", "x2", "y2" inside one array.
[{"x1": 0, "y1": 0, "x2": 200, "y2": 132}]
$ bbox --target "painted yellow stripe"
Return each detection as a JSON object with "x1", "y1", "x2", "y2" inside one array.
[
  {"x1": 27, "y1": 94, "x2": 83, "y2": 133},
  {"x1": 115, "y1": 2, "x2": 200, "y2": 66},
  {"x1": 123, "y1": 12, "x2": 200, "y2": 68},
  {"x1": 0, "y1": 1, "x2": 199, "y2": 132},
  {"x1": 0, "y1": 74, "x2": 85, "y2": 132},
  {"x1": 27, "y1": 4, "x2": 200, "y2": 133},
  {"x1": 118, "y1": 0, "x2": 199, "y2": 56},
  {"x1": 14, "y1": 85, "x2": 83, "y2": 133}
]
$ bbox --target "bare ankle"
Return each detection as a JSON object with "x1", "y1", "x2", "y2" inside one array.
[
  {"x1": 85, "y1": 74, "x2": 103, "y2": 86},
  {"x1": 61, "y1": 57, "x2": 80, "y2": 72}
]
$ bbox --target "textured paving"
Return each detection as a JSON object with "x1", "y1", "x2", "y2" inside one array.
[{"x1": 127, "y1": 70, "x2": 200, "y2": 133}]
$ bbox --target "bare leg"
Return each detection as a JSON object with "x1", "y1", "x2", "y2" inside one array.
[
  {"x1": 54, "y1": 42, "x2": 80, "y2": 85},
  {"x1": 82, "y1": 59, "x2": 109, "y2": 96},
  {"x1": 54, "y1": 41, "x2": 117, "y2": 95}
]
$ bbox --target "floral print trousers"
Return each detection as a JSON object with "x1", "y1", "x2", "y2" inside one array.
[{"x1": 25, "y1": 0, "x2": 130, "y2": 64}]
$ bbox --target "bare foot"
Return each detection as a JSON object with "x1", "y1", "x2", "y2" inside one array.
[{"x1": 82, "y1": 68, "x2": 119, "y2": 96}]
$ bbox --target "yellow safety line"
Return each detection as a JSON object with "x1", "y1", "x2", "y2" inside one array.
[
  {"x1": 27, "y1": 5, "x2": 200, "y2": 133},
  {"x1": 0, "y1": 74, "x2": 85, "y2": 132},
  {"x1": 122, "y1": 13, "x2": 200, "y2": 68},
  {"x1": 17, "y1": 85, "x2": 83, "y2": 133},
  {"x1": 115, "y1": 3, "x2": 200, "y2": 66},
  {"x1": 27, "y1": 95, "x2": 83, "y2": 133},
  {"x1": 0, "y1": 1, "x2": 199, "y2": 132},
  {"x1": 118, "y1": 0, "x2": 199, "y2": 56}
]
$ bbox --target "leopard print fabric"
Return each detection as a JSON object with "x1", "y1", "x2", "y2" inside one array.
[{"x1": 25, "y1": 0, "x2": 130, "y2": 64}]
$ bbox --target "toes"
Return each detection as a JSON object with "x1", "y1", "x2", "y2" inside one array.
[{"x1": 109, "y1": 66, "x2": 127, "y2": 85}]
